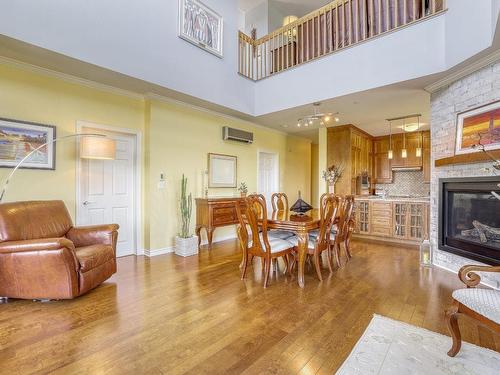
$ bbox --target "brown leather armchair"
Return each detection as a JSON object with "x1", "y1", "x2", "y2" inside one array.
[{"x1": 0, "y1": 200, "x2": 119, "y2": 300}]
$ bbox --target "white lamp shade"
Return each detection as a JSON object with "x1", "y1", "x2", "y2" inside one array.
[{"x1": 80, "y1": 136, "x2": 116, "y2": 160}]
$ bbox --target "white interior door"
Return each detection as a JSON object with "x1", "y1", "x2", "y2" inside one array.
[
  {"x1": 78, "y1": 127, "x2": 137, "y2": 257},
  {"x1": 258, "y1": 151, "x2": 279, "y2": 211}
]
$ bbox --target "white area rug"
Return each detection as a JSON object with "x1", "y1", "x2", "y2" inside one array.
[{"x1": 336, "y1": 314, "x2": 500, "y2": 375}]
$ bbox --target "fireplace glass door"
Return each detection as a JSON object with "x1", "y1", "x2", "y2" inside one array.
[{"x1": 439, "y1": 177, "x2": 500, "y2": 265}]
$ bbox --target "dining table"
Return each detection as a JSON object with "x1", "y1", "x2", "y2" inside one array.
[{"x1": 264, "y1": 209, "x2": 320, "y2": 288}]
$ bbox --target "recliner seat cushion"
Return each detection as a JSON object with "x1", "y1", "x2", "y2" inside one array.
[
  {"x1": 75, "y1": 244, "x2": 115, "y2": 272},
  {"x1": 452, "y1": 288, "x2": 500, "y2": 324}
]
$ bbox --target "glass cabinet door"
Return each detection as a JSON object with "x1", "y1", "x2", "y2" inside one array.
[
  {"x1": 393, "y1": 203, "x2": 408, "y2": 238},
  {"x1": 357, "y1": 201, "x2": 370, "y2": 234},
  {"x1": 409, "y1": 203, "x2": 424, "y2": 240}
]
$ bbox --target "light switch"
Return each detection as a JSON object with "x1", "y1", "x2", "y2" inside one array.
[{"x1": 158, "y1": 173, "x2": 166, "y2": 190}]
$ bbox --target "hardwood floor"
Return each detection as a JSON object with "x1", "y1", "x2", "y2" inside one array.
[{"x1": 1, "y1": 240, "x2": 498, "y2": 374}]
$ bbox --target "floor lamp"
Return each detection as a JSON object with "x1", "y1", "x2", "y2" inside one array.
[{"x1": 0, "y1": 133, "x2": 116, "y2": 203}]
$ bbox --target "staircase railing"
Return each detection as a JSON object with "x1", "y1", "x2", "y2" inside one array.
[{"x1": 238, "y1": 0, "x2": 446, "y2": 81}]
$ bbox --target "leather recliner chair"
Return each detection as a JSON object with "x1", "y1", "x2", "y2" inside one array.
[{"x1": 0, "y1": 200, "x2": 119, "y2": 300}]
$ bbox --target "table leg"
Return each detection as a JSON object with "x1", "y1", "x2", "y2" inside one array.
[{"x1": 296, "y1": 230, "x2": 308, "y2": 288}]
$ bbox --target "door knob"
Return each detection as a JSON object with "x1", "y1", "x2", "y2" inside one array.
[{"x1": 83, "y1": 201, "x2": 95, "y2": 206}]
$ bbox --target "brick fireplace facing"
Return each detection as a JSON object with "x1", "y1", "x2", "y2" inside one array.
[{"x1": 430, "y1": 60, "x2": 500, "y2": 289}]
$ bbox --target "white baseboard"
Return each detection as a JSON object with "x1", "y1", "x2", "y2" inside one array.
[
  {"x1": 144, "y1": 247, "x2": 174, "y2": 257},
  {"x1": 200, "y1": 234, "x2": 237, "y2": 246},
  {"x1": 143, "y1": 234, "x2": 237, "y2": 258}
]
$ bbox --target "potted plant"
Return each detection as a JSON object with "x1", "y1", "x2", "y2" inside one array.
[
  {"x1": 322, "y1": 164, "x2": 344, "y2": 194},
  {"x1": 238, "y1": 182, "x2": 248, "y2": 197},
  {"x1": 175, "y1": 174, "x2": 199, "y2": 257}
]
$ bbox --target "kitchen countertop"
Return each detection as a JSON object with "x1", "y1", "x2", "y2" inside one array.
[{"x1": 355, "y1": 195, "x2": 430, "y2": 203}]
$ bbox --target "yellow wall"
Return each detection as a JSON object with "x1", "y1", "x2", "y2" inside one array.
[
  {"x1": 311, "y1": 143, "x2": 319, "y2": 208},
  {"x1": 146, "y1": 99, "x2": 311, "y2": 249},
  {"x1": 0, "y1": 62, "x2": 311, "y2": 251}
]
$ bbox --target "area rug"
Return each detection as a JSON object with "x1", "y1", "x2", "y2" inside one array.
[{"x1": 336, "y1": 314, "x2": 500, "y2": 375}]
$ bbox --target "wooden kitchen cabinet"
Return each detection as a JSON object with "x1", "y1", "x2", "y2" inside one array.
[
  {"x1": 353, "y1": 199, "x2": 429, "y2": 244},
  {"x1": 392, "y1": 201, "x2": 428, "y2": 241},
  {"x1": 391, "y1": 133, "x2": 423, "y2": 168},
  {"x1": 373, "y1": 137, "x2": 393, "y2": 183},
  {"x1": 356, "y1": 200, "x2": 370, "y2": 234},
  {"x1": 328, "y1": 125, "x2": 373, "y2": 195}
]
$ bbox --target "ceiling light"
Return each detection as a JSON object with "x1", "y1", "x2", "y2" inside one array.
[
  {"x1": 401, "y1": 123, "x2": 419, "y2": 132},
  {"x1": 297, "y1": 122, "x2": 301, "y2": 127},
  {"x1": 297, "y1": 102, "x2": 339, "y2": 128}
]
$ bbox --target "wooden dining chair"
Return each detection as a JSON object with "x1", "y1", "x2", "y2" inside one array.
[
  {"x1": 235, "y1": 194, "x2": 294, "y2": 288},
  {"x1": 271, "y1": 193, "x2": 289, "y2": 211},
  {"x1": 331, "y1": 195, "x2": 355, "y2": 268},
  {"x1": 289, "y1": 194, "x2": 339, "y2": 281},
  {"x1": 269, "y1": 192, "x2": 295, "y2": 241}
]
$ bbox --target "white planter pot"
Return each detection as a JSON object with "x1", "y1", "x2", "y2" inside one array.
[{"x1": 175, "y1": 235, "x2": 199, "y2": 257}]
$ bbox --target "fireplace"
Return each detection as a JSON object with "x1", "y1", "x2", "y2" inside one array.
[{"x1": 439, "y1": 177, "x2": 500, "y2": 265}]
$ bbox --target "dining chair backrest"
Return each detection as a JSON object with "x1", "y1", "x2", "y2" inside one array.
[
  {"x1": 243, "y1": 194, "x2": 272, "y2": 256},
  {"x1": 338, "y1": 195, "x2": 355, "y2": 238},
  {"x1": 316, "y1": 194, "x2": 339, "y2": 249},
  {"x1": 271, "y1": 192, "x2": 289, "y2": 212}
]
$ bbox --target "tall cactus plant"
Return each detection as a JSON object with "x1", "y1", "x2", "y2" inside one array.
[{"x1": 179, "y1": 174, "x2": 192, "y2": 238}]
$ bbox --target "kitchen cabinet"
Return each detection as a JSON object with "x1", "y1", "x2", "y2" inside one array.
[
  {"x1": 356, "y1": 200, "x2": 370, "y2": 234},
  {"x1": 353, "y1": 199, "x2": 429, "y2": 244},
  {"x1": 391, "y1": 133, "x2": 423, "y2": 169},
  {"x1": 392, "y1": 202, "x2": 428, "y2": 241},
  {"x1": 328, "y1": 125, "x2": 373, "y2": 195},
  {"x1": 373, "y1": 137, "x2": 393, "y2": 183}
]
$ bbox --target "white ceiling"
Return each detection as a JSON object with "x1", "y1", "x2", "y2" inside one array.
[
  {"x1": 239, "y1": 0, "x2": 330, "y2": 12},
  {"x1": 253, "y1": 82, "x2": 431, "y2": 143}
]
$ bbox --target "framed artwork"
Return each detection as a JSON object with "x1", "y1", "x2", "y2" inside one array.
[
  {"x1": 0, "y1": 118, "x2": 56, "y2": 170},
  {"x1": 178, "y1": 0, "x2": 223, "y2": 58},
  {"x1": 208, "y1": 153, "x2": 237, "y2": 188},
  {"x1": 455, "y1": 100, "x2": 500, "y2": 155}
]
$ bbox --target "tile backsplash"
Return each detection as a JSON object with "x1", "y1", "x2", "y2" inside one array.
[{"x1": 375, "y1": 170, "x2": 430, "y2": 196}]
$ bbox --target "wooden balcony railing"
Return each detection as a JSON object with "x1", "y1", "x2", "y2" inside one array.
[{"x1": 238, "y1": 0, "x2": 446, "y2": 81}]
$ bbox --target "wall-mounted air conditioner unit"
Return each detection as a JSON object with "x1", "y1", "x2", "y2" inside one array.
[{"x1": 222, "y1": 126, "x2": 253, "y2": 144}]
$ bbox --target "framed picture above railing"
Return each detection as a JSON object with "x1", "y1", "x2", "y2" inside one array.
[{"x1": 178, "y1": 0, "x2": 224, "y2": 58}]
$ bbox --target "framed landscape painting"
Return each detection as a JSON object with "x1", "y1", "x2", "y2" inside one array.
[
  {"x1": 208, "y1": 153, "x2": 236, "y2": 188},
  {"x1": 0, "y1": 118, "x2": 56, "y2": 170},
  {"x1": 178, "y1": 0, "x2": 223, "y2": 58},
  {"x1": 455, "y1": 100, "x2": 500, "y2": 155}
]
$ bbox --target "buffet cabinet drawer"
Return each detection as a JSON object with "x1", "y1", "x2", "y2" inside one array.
[{"x1": 212, "y1": 206, "x2": 237, "y2": 225}]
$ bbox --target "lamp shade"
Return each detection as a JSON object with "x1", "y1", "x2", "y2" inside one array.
[{"x1": 80, "y1": 136, "x2": 116, "y2": 160}]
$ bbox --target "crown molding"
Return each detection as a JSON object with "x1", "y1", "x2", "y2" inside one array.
[
  {"x1": 424, "y1": 49, "x2": 500, "y2": 93},
  {"x1": 0, "y1": 55, "x2": 145, "y2": 100},
  {"x1": 145, "y1": 92, "x2": 296, "y2": 138}
]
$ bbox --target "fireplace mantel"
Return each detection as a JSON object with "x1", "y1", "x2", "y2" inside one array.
[{"x1": 435, "y1": 150, "x2": 500, "y2": 167}]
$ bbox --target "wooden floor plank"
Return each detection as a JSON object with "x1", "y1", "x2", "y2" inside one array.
[{"x1": 0, "y1": 239, "x2": 497, "y2": 374}]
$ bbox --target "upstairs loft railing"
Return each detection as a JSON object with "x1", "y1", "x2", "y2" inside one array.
[{"x1": 238, "y1": 0, "x2": 446, "y2": 81}]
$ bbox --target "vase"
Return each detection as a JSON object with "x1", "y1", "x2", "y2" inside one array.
[
  {"x1": 174, "y1": 235, "x2": 199, "y2": 257},
  {"x1": 240, "y1": 192, "x2": 247, "y2": 197},
  {"x1": 328, "y1": 184, "x2": 335, "y2": 194}
]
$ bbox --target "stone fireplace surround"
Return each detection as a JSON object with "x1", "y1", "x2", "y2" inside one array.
[{"x1": 430, "y1": 59, "x2": 500, "y2": 289}]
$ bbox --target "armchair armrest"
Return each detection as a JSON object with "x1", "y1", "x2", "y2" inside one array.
[
  {"x1": 458, "y1": 264, "x2": 500, "y2": 288},
  {"x1": 66, "y1": 224, "x2": 119, "y2": 248},
  {"x1": 0, "y1": 237, "x2": 75, "y2": 254}
]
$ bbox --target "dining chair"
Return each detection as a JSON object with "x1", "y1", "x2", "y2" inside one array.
[
  {"x1": 271, "y1": 193, "x2": 289, "y2": 211},
  {"x1": 268, "y1": 192, "x2": 295, "y2": 241},
  {"x1": 289, "y1": 194, "x2": 339, "y2": 281},
  {"x1": 235, "y1": 194, "x2": 294, "y2": 288},
  {"x1": 331, "y1": 195, "x2": 355, "y2": 268}
]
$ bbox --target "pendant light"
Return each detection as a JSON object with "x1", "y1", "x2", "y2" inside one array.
[
  {"x1": 388, "y1": 120, "x2": 393, "y2": 160},
  {"x1": 401, "y1": 119, "x2": 407, "y2": 159},
  {"x1": 416, "y1": 115, "x2": 422, "y2": 158}
]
